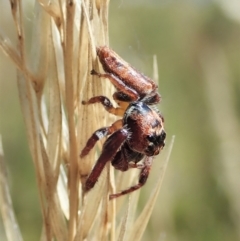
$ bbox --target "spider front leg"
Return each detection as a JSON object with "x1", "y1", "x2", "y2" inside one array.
[
  {"x1": 91, "y1": 69, "x2": 139, "y2": 101},
  {"x1": 80, "y1": 119, "x2": 122, "y2": 157},
  {"x1": 82, "y1": 95, "x2": 125, "y2": 116},
  {"x1": 109, "y1": 156, "x2": 153, "y2": 200},
  {"x1": 85, "y1": 128, "x2": 129, "y2": 191},
  {"x1": 141, "y1": 91, "x2": 161, "y2": 105}
]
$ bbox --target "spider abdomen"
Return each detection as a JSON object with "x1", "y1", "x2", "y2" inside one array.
[{"x1": 97, "y1": 46, "x2": 158, "y2": 97}]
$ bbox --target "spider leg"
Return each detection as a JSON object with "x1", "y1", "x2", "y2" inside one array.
[
  {"x1": 111, "y1": 153, "x2": 144, "y2": 171},
  {"x1": 111, "y1": 143, "x2": 145, "y2": 171},
  {"x1": 113, "y1": 89, "x2": 161, "y2": 106},
  {"x1": 80, "y1": 119, "x2": 122, "y2": 157},
  {"x1": 82, "y1": 96, "x2": 125, "y2": 116},
  {"x1": 111, "y1": 148, "x2": 129, "y2": 171},
  {"x1": 85, "y1": 128, "x2": 129, "y2": 191},
  {"x1": 109, "y1": 156, "x2": 153, "y2": 200},
  {"x1": 112, "y1": 92, "x2": 134, "y2": 111},
  {"x1": 91, "y1": 69, "x2": 139, "y2": 101},
  {"x1": 141, "y1": 91, "x2": 161, "y2": 105}
]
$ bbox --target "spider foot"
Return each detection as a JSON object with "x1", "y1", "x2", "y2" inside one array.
[
  {"x1": 109, "y1": 193, "x2": 120, "y2": 200},
  {"x1": 109, "y1": 183, "x2": 142, "y2": 200},
  {"x1": 90, "y1": 69, "x2": 99, "y2": 76}
]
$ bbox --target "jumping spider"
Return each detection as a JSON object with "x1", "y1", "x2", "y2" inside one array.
[{"x1": 80, "y1": 46, "x2": 166, "y2": 199}]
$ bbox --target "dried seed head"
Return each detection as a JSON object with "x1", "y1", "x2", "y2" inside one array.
[{"x1": 0, "y1": 1, "x2": 172, "y2": 241}]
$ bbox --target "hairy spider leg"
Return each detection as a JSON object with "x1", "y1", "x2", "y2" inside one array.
[
  {"x1": 80, "y1": 119, "x2": 123, "y2": 158},
  {"x1": 113, "y1": 91, "x2": 134, "y2": 102},
  {"x1": 111, "y1": 143, "x2": 145, "y2": 172},
  {"x1": 112, "y1": 92, "x2": 134, "y2": 112},
  {"x1": 109, "y1": 156, "x2": 153, "y2": 199},
  {"x1": 82, "y1": 96, "x2": 125, "y2": 116},
  {"x1": 91, "y1": 69, "x2": 139, "y2": 101},
  {"x1": 110, "y1": 150, "x2": 144, "y2": 171},
  {"x1": 141, "y1": 91, "x2": 161, "y2": 105},
  {"x1": 85, "y1": 128, "x2": 128, "y2": 191},
  {"x1": 110, "y1": 150, "x2": 129, "y2": 172}
]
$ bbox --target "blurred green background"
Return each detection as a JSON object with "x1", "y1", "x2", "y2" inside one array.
[{"x1": 1, "y1": 1, "x2": 240, "y2": 240}]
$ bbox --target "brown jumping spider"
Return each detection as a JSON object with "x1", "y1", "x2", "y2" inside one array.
[{"x1": 80, "y1": 46, "x2": 166, "y2": 199}]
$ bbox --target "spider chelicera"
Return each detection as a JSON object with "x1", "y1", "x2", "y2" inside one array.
[{"x1": 80, "y1": 46, "x2": 166, "y2": 199}]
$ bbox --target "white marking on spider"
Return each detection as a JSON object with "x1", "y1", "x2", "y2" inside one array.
[
  {"x1": 95, "y1": 130, "x2": 107, "y2": 139},
  {"x1": 124, "y1": 106, "x2": 136, "y2": 119},
  {"x1": 103, "y1": 98, "x2": 109, "y2": 106}
]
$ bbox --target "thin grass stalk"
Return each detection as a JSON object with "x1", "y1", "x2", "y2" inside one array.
[{"x1": 64, "y1": 2, "x2": 79, "y2": 239}]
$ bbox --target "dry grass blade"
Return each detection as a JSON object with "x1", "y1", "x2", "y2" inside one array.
[
  {"x1": 39, "y1": 136, "x2": 68, "y2": 241},
  {"x1": 117, "y1": 196, "x2": 130, "y2": 241},
  {"x1": 76, "y1": 168, "x2": 108, "y2": 240},
  {"x1": 0, "y1": 33, "x2": 24, "y2": 72},
  {"x1": 152, "y1": 55, "x2": 159, "y2": 83},
  {"x1": 0, "y1": 135, "x2": 23, "y2": 241}
]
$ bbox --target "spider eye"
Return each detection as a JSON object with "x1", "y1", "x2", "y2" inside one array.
[
  {"x1": 147, "y1": 134, "x2": 155, "y2": 143},
  {"x1": 146, "y1": 143, "x2": 155, "y2": 156},
  {"x1": 157, "y1": 131, "x2": 166, "y2": 145},
  {"x1": 147, "y1": 131, "x2": 166, "y2": 145}
]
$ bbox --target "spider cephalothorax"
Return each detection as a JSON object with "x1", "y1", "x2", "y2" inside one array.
[{"x1": 80, "y1": 46, "x2": 166, "y2": 199}]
